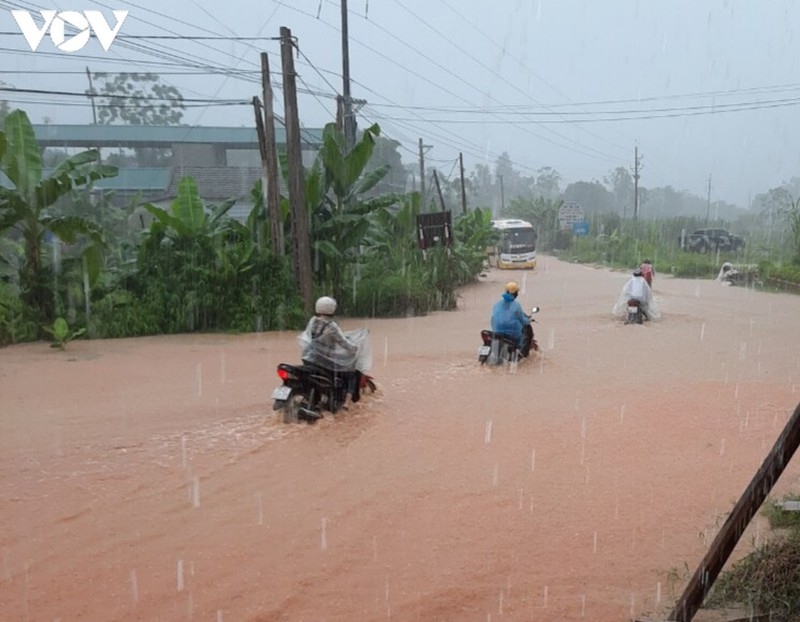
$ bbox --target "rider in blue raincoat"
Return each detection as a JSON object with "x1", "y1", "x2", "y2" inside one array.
[{"x1": 491, "y1": 281, "x2": 531, "y2": 355}]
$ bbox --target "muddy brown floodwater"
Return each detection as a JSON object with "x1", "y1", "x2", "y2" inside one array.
[{"x1": 2, "y1": 256, "x2": 800, "y2": 622}]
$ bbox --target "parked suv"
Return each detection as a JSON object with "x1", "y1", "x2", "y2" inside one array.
[{"x1": 680, "y1": 228, "x2": 745, "y2": 253}]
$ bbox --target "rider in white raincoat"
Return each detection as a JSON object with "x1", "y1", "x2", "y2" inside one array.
[
  {"x1": 612, "y1": 268, "x2": 661, "y2": 321},
  {"x1": 298, "y1": 296, "x2": 372, "y2": 409}
]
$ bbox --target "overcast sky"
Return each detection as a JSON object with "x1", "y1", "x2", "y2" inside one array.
[{"x1": 3, "y1": 0, "x2": 800, "y2": 207}]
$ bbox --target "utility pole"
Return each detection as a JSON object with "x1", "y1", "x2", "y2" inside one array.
[
  {"x1": 499, "y1": 174, "x2": 505, "y2": 213},
  {"x1": 85, "y1": 66, "x2": 97, "y2": 124},
  {"x1": 251, "y1": 95, "x2": 267, "y2": 331},
  {"x1": 280, "y1": 27, "x2": 313, "y2": 313},
  {"x1": 705, "y1": 174, "x2": 712, "y2": 224},
  {"x1": 459, "y1": 152, "x2": 467, "y2": 214},
  {"x1": 418, "y1": 138, "x2": 432, "y2": 210},
  {"x1": 419, "y1": 138, "x2": 426, "y2": 204},
  {"x1": 252, "y1": 96, "x2": 268, "y2": 250},
  {"x1": 340, "y1": 0, "x2": 356, "y2": 149},
  {"x1": 336, "y1": 95, "x2": 345, "y2": 133},
  {"x1": 433, "y1": 169, "x2": 446, "y2": 212},
  {"x1": 633, "y1": 145, "x2": 642, "y2": 220},
  {"x1": 260, "y1": 52, "x2": 283, "y2": 257},
  {"x1": 668, "y1": 401, "x2": 800, "y2": 622}
]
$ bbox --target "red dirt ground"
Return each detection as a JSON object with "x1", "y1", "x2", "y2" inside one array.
[{"x1": 2, "y1": 257, "x2": 799, "y2": 622}]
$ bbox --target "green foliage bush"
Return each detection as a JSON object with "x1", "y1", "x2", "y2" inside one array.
[
  {"x1": 760, "y1": 261, "x2": 800, "y2": 286},
  {"x1": 350, "y1": 271, "x2": 428, "y2": 317},
  {"x1": 91, "y1": 249, "x2": 305, "y2": 338},
  {"x1": 0, "y1": 282, "x2": 38, "y2": 345},
  {"x1": 708, "y1": 512, "x2": 800, "y2": 621},
  {"x1": 565, "y1": 219, "x2": 752, "y2": 279}
]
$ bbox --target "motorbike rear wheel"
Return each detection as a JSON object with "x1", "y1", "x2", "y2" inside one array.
[{"x1": 276, "y1": 393, "x2": 301, "y2": 424}]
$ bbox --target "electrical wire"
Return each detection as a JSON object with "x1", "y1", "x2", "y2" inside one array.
[
  {"x1": 297, "y1": 0, "x2": 620, "y2": 163},
  {"x1": 384, "y1": 0, "x2": 630, "y2": 158}
]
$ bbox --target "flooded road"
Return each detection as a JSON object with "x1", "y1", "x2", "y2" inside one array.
[{"x1": 2, "y1": 256, "x2": 799, "y2": 621}]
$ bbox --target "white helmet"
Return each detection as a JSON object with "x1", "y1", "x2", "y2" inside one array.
[{"x1": 315, "y1": 296, "x2": 337, "y2": 315}]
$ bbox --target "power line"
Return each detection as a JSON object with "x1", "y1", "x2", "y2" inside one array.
[
  {"x1": 1, "y1": 97, "x2": 247, "y2": 109},
  {"x1": 374, "y1": 97, "x2": 800, "y2": 123},
  {"x1": 0, "y1": 32, "x2": 282, "y2": 40},
  {"x1": 276, "y1": 0, "x2": 620, "y2": 164},
  {"x1": 385, "y1": 0, "x2": 629, "y2": 158},
  {"x1": 0, "y1": 68, "x2": 262, "y2": 76},
  {"x1": 0, "y1": 86, "x2": 246, "y2": 104}
]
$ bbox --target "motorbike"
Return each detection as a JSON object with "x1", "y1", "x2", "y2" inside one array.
[
  {"x1": 271, "y1": 363, "x2": 377, "y2": 423},
  {"x1": 625, "y1": 299, "x2": 645, "y2": 325},
  {"x1": 478, "y1": 306, "x2": 540, "y2": 365}
]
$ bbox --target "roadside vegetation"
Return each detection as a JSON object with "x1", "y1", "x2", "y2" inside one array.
[
  {"x1": 0, "y1": 109, "x2": 496, "y2": 345},
  {"x1": 705, "y1": 493, "x2": 800, "y2": 621},
  {"x1": 3, "y1": 101, "x2": 800, "y2": 347}
]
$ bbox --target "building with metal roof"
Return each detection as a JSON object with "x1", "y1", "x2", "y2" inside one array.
[
  {"x1": 1, "y1": 124, "x2": 324, "y2": 218},
  {"x1": 31, "y1": 123, "x2": 323, "y2": 150}
]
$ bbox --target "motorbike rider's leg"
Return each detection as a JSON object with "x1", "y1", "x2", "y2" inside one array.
[
  {"x1": 520, "y1": 325, "x2": 533, "y2": 357},
  {"x1": 340, "y1": 370, "x2": 359, "y2": 410}
]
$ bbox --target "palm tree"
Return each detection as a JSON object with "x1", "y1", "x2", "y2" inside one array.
[{"x1": 0, "y1": 109, "x2": 117, "y2": 325}]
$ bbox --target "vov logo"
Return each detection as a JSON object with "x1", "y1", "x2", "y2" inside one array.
[{"x1": 11, "y1": 9, "x2": 129, "y2": 52}]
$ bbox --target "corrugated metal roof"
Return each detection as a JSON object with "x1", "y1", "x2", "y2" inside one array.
[
  {"x1": 1, "y1": 167, "x2": 172, "y2": 191},
  {"x1": 94, "y1": 167, "x2": 172, "y2": 191},
  {"x1": 31, "y1": 124, "x2": 323, "y2": 148}
]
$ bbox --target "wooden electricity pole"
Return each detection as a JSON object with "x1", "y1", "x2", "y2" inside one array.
[
  {"x1": 280, "y1": 27, "x2": 313, "y2": 313},
  {"x1": 252, "y1": 95, "x2": 268, "y2": 251},
  {"x1": 667, "y1": 400, "x2": 800, "y2": 622},
  {"x1": 261, "y1": 52, "x2": 283, "y2": 257},
  {"x1": 433, "y1": 169, "x2": 446, "y2": 212},
  {"x1": 85, "y1": 66, "x2": 98, "y2": 124},
  {"x1": 340, "y1": 0, "x2": 356, "y2": 149}
]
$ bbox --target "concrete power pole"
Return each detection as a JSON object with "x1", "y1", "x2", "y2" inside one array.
[
  {"x1": 418, "y1": 138, "x2": 432, "y2": 210},
  {"x1": 418, "y1": 138, "x2": 426, "y2": 205},
  {"x1": 280, "y1": 27, "x2": 314, "y2": 313},
  {"x1": 340, "y1": 0, "x2": 356, "y2": 149},
  {"x1": 705, "y1": 175, "x2": 712, "y2": 224},
  {"x1": 633, "y1": 145, "x2": 643, "y2": 220}
]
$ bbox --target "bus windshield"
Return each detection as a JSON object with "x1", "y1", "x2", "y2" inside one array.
[{"x1": 498, "y1": 228, "x2": 537, "y2": 254}]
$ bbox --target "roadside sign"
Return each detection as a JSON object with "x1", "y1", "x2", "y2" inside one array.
[
  {"x1": 572, "y1": 221, "x2": 590, "y2": 236},
  {"x1": 558, "y1": 202, "x2": 584, "y2": 230}
]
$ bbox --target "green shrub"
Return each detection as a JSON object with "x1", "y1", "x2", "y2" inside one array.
[
  {"x1": 708, "y1": 530, "x2": 800, "y2": 620},
  {"x1": 0, "y1": 281, "x2": 38, "y2": 345},
  {"x1": 90, "y1": 289, "x2": 163, "y2": 338},
  {"x1": 763, "y1": 495, "x2": 800, "y2": 530},
  {"x1": 349, "y1": 270, "x2": 429, "y2": 317}
]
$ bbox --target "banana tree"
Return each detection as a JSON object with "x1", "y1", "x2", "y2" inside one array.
[
  {"x1": 0, "y1": 109, "x2": 117, "y2": 324},
  {"x1": 139, "y1": 177, "x2": 253, "y2": 331},
  {"x1": 306, "y1": 122, "x2": 397, "y2": 302}
]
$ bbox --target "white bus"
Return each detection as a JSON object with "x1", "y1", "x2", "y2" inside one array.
[{"x1": 488, "y1": 219, "x2": 537, "y2": 270}]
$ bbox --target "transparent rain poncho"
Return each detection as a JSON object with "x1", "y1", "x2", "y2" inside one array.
[
  {"x1": 716, "y1": 261, "x2": 737, "y2": 285},
  {"x1": 612, "y1": 275, "x2": 662, "y2": 321},
  {"x1": 298, "y1": 317, "x2": 372, "y2": 372}
]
